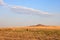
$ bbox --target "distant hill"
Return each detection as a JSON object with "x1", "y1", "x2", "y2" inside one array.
[
  {"x1": 29, "y1": 24, "x2": 59, "y2": 27},
  {"x1": 29, "y1": 24, "x2": 46, "y2": 27}
]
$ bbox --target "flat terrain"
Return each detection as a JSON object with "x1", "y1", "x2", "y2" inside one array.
[{"x1": 0, "y1": 26, "x2": 60, "y2": 40}]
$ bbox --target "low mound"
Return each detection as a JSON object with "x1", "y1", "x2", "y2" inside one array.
[{"x1": 29, "y1": 24, "x2": 47, "y2": 27}]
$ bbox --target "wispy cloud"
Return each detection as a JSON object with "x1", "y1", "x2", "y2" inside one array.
[
  {"x1": 0, "y1": 0, "x2": 6, "y2": 6},
  {"x1": 0, "y1": 0, "x2": 50, "y2": 15},
  {"x1": 10, "y1": 6, "x2": 49, "y2": 15}
]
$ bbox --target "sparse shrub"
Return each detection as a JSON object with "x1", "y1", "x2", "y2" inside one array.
[{"x1": 0, "y1": 28, "x2": 60, "y2": 40}]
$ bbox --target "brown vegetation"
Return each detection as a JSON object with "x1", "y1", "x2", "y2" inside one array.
[{"x1": 0, "y1": 26, "x2": 60, "y2": 40}]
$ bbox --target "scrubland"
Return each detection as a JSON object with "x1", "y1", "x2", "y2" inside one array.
[{"x1": 0, "y1": 26, "x2": 60, "y2": 40}]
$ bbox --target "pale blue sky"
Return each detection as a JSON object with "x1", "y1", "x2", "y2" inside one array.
[{"x1": 0, "y1": 0, "x2": 60, "y2": 26}]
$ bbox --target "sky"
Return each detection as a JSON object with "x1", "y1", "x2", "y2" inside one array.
[{"x1": 0, "y1": 0, "x2": 60, "y2": 27}]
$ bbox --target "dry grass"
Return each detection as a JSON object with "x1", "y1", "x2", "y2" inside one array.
[{"x1": 0, "y1": 26, "x2": 60, "y2": 40}]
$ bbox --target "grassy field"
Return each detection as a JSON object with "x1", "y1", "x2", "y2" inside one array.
[{"x1": 0, "y1": 26, "x2": 60, "y2": 40}]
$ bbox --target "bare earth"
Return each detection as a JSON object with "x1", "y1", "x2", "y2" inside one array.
[{"x1": 0, "y1": 26, "x2": 60, "y2": 40}]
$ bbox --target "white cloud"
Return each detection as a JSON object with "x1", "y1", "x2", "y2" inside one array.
[
  {"x1": 10, "y1": 6, "x2": 49, "y2": 15},
  {"x1": 0, "y1": 0, "x2": 50, "y2": 15},
  {"x1": 0, "y1": 0, "x2": 6, "y2": 6}
]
